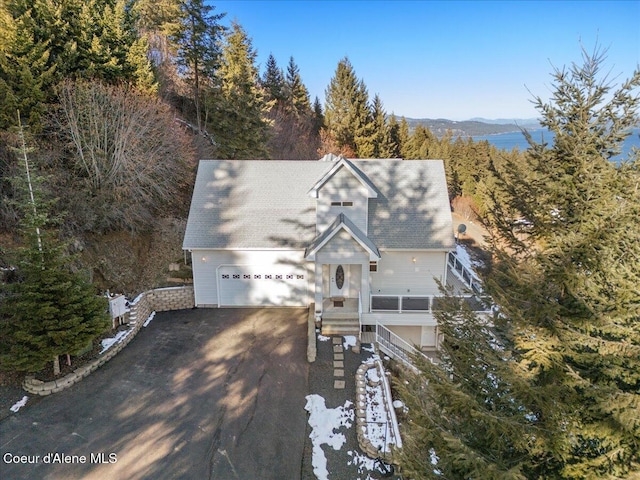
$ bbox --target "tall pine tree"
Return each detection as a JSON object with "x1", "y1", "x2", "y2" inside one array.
[
  {"x1": 0, "y1": 118, "x2": 109, "y2": 374},
  {"x1": 212, "y1": 21, "x2": 271, "y2": 159},
  {"x1": 396, "y1": 47, "x2": 640, "y2": 479},
  {"x1": 285, "y1": 56, "x2": 311, "y2": 117},
  {"x1": 485, "y1": 47, "x2": 640, "y2": 478},
  {"x1": 396, "y1": 292, "x2": 548, "y2": 479},
  {"x1": 171, "y1": 0, "x2": 224, "y2": 132},
  {"x1": 322, "y1": 57, "x2": 374, "y2": 157},
  {"x1": 261, "y1": 53, "x2": 286, "y2": 105}
]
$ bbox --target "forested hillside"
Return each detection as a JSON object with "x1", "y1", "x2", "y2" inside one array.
[{"x1": 0, "y1": 0, "x2": 521, "y2": 292}]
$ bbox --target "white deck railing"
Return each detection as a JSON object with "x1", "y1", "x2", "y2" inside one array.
[
  {"x1": 448, "y1": 251, "x2": 483, "y2": 294},
  {"x1": 375, "y1": 322, "x2": 431, "y2": 370},
  {"x1": 370, "y1": 293, "x2": 490, "y2": 314}
]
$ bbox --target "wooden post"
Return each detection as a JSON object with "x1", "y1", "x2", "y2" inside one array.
[{"x1": 53, "y1": 355, "x2": 60, "y2": 376}]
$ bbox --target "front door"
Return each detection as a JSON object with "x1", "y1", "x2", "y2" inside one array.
[{"x1": 330, "y1": 264, "x2": 349, "y2": 297}]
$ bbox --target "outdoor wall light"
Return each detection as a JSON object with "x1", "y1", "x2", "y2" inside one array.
[
  {"x1": 201, "y1": 256, "x2": 208, "y2": 263},
  {"x1": 412, "y1": 257, "x2": 417, "y2": 263}
]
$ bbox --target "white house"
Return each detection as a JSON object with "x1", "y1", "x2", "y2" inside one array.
[{"x1": 183, "y1": 154, "x2": 464, "y2": 350}]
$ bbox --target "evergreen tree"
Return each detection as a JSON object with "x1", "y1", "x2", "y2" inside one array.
[
  {"x1": 312, "y1": 95, "x2": 324, "y2": 137},
  {"x1": 379, "y1": 112, "x2": 401, "y2": 158},
  {"x1": 352, "y1": 79, "x2": 375, "y2": 157},
  {"x1": 484, "y1": 47, "x2": 640, "y2": 477},
  {"x1": 370, "y1": 94, "x2": 386, "y2": 157},
  {"x1": 398, "y1": 116, "x2": 410, "y2": 158},
  {"x1": 263, "y1": 56, "x2": 319, "y2": 160},
  {"x1": 261, "y1": 53, "x2": 285, "y2": 105},
  {"x1": 323, "y1": 57, "x2": 374, "y2": 157},
  {"x1": 285, "y1": 56, "x2": 311, "y2": 117},
  {"x1": 396, "y1": 292, "x2": 549, "y2": 479},
  {"x1": 171, "y1": 0, "x2": 224, "y2": 132},
  {"x1": 0, "y1": 119, "x2": 109, "y2": 374},
  {"x1": 212, "y1": 21, "x2": 271, "y2": 159},
  {"x1": 404, "y1": 124, "x2": 438, "y2": 159},
  {"x1": 397, "y1": 47, "x2": 640, "y2": 479},
  {"x1": 0, "y1": 1, "x2": 55, "y2": 129}
]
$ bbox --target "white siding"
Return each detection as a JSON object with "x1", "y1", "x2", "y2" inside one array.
[
  {"x1": 360, "y1": 314, "x2": 438, "y2": 349},
  {"x1": 387, "y1": 326, "x2": 422, "y2": 347},
  {"x1": 421, "y1": 326, "x2": 438, "y2": 349},
  {"x1": 316, "y1": 166, "x2": 369, "y2": 234},
  {"x1": 191, "y1": 250, "x2": 312, "y2": 307},
  {"x1": 370, "y1": 250, "x2": 447, "y2": 296},
  {"x1": 316, "y1": 230, "x2": 369, "y2": 264}
]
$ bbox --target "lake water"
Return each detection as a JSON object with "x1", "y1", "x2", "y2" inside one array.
[{"x1": 473, "y1": 128, "x2": 640, "y2": 162}]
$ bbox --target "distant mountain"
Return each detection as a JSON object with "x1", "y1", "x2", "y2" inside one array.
[
  {"x1": 468, "y1": 117, "x2": 540, "y2": 126},
  {"x1": 404, "y1": 117, "x2": 541, "y2": 137}
]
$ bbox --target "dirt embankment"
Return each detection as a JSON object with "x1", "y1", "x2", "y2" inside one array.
[{"x1": 81, "y1": 217, "x2": 192, "y2": 296}]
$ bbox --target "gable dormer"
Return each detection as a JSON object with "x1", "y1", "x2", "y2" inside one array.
[{"x1": 308, "y1": 156, "x2": 377, "y2": 234}]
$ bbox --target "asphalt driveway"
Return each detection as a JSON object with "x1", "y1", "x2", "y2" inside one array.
[{"x1": 0, "y1": 307, "x2": 309, "y2": 480}]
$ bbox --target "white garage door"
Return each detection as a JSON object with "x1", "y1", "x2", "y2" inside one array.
[{"x1": 217, "y1": 265, "x2": 308, "y2": 306}]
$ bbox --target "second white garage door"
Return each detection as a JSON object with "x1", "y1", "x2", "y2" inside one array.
[{"x1": 217, "y1": 265, "x2": 309, "y2": 307}]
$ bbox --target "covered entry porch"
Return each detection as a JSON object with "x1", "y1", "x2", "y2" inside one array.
[
  {"x1": 313, "y1": 262, "x2": 368, "y2": 336},
  {"x1": 303, "y1": 213, "x2": 381, "y2": 333}
]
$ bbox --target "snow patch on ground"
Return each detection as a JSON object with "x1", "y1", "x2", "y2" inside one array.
[
  {"x1": 365, "y1": 368, "x2": 396, "y2": 453},
  {"x1": 304, "y1": 394, "x2": 354, "y2": 480},
  {"x1": 131, "y1": 292, "x2": 145, "y2": 305},
  {"x1": 361, "y1": 344, "x2": 375, "y2": 353},
  {"x1": 347, "y1": 450, "x2": 377, "y2": 479},
  {"x1": 343, "y1": 335, "x2": 357, "y2": 350},
  {"x1": 10, "y1": 396, "x2": 28, "y2": 413},
  {"x1": 99, "y1": 328, "x2": 134, "y2": 354},
  {"x1": 317, "y1": 334, "x2": 331, "y2": 342},
  {"x1": 143, "y1": 311, "x2": 156, "y2": 327}
]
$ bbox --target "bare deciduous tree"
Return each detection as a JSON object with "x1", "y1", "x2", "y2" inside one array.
[{"x1": 53, "y1": 79, "x2": 194, "y2": 233}]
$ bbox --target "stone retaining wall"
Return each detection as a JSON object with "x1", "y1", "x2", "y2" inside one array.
[
  {"x1": 147, "y1": 285, "x2": 195, "y2": 312},
  {"x1": 23, "y1": 286, "x2": 194, "y2": 396},
  {"x1": 355, "y1": 357, "x2": 401, "y2": 463}
]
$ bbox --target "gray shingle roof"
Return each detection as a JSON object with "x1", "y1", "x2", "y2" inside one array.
[{"x1": 182, "y1": 159, "x2": 455, "y2": 251}]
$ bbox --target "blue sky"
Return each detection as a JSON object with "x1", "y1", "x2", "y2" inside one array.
[{"x1": 210, "y1": 1, "x2": 639, "y2": 121}]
